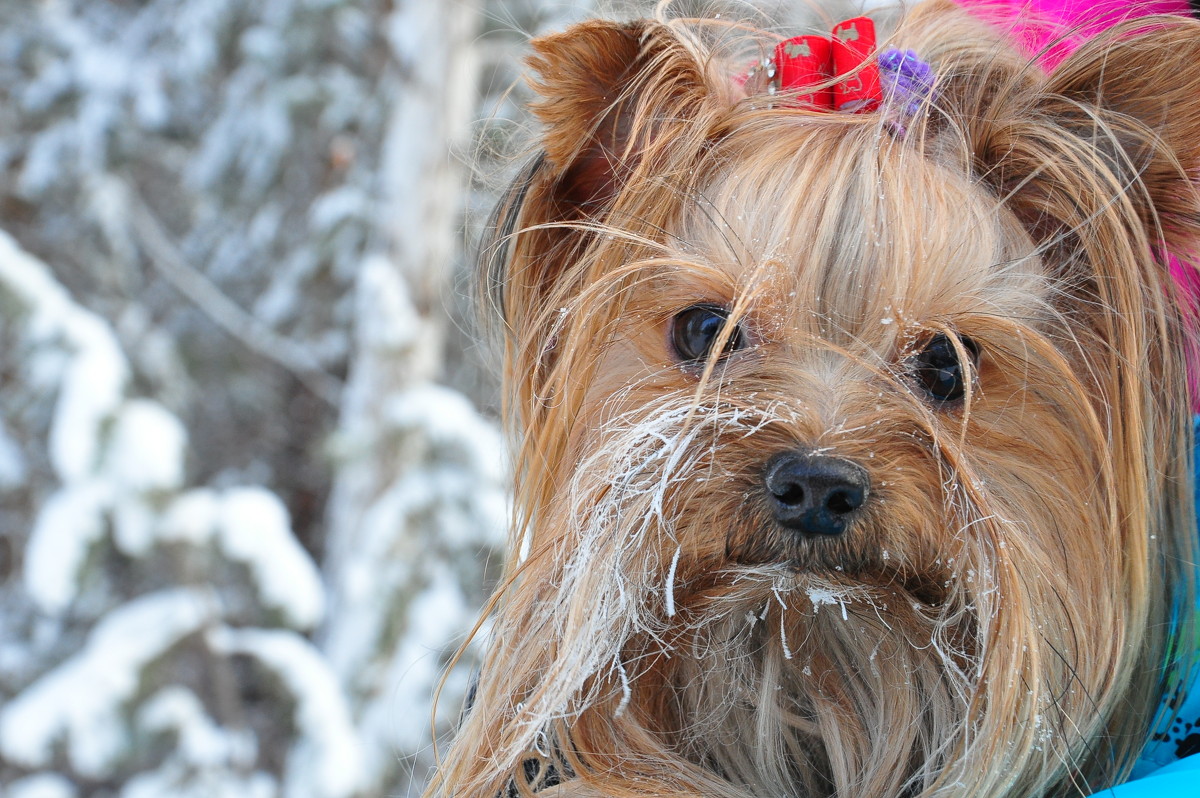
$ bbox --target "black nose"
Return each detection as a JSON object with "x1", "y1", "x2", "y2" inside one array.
[{"x1": 764, "y1": 451, "x2": 870, "y2": 537}]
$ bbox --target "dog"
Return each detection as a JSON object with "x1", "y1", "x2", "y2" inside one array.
[{"x1": 431, "y1": 2, "x2": 1200, "y2": 795}]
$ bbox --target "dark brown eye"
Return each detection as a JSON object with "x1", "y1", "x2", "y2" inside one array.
[
  {"x1": 671, "y1": 305, "x2": 745, "y2": 363},
  {"x1": 912, "y1": 333, "x2": 980, "y2": 402}
]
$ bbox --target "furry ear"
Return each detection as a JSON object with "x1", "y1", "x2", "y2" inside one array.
[
  {"x1": 484, "y1": 19, "x2": 720, "y2": 342},
  {"x1": 952, "y1": 15, "x2": 1200, "y2": 255},
  {"x1": 916, "y1": 6, "x2": 1200, "y2": 254},
  {"x1": 1043, "y1": 17, "x2": 1200, "y2": 252},
  {"x1": 481, "y1": 19, "x2": 722, "y2": 421},
  {"x1": 524, "y1": 19, "x2": 716, "y2": 211}
]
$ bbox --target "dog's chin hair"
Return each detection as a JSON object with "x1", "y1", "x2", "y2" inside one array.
[
  {"x1": 456, "y1": 370, "x2": 1148, "y2": 798},
  {"x1": 516, "y1": 397, "x2": 793, "y2": 723},
  {"x1": 498, "y1": 395, "x2": 1076, "y2": 798},
  {"x1": 672, "y1": 571, "x2": 977, "y2": 798}
]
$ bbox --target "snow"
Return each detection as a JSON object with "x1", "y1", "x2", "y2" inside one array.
[
  {"x1": 103, "y1": 399, "x2": 189, "y2": 556},
  {"x1": 138, "y1": 687, "x2": 257, "y2": 769},
  {"x1": 120, "y1": 678, "x2": 273, "y2": 798},
  {"x1": 48, "y1": 326, "x2": 127, "y2": 481},
  {"x1": 382, "y1": 565, "x2": 470, "y2": 750},
  {"x1": 0, "y1": 588, "x2": 219, "y2": 777},
  {"x1": 7, "y1": 773, "x2": 78, "y2": 798},
  {"x1": 158, "y1": 489, "x2": 223, "y2": 545},
  {"x1": 0, "y1": 233, "x2": 186, "y2": 610},
  {"x1": 0, "y1": 231, "x2": 130, "y2": 483},
  {"x1": 614, "y1": 659, "x2": 632, "y2": 718},
  {"x1": 112, "y1": 497, "x2": 159, "y2": 557},
  {"x1": 388, "y1": 384, "x2": 505, "y2": 476},
  {"x1": 217, "y1": 488, "x2": 326, "y2": 630},
  {"x1": 665, "y1": 546, "x2": 681, "y2": 617},
  {"x1": 310, "y1": 186, "x2": 369, "y2": 235},
  {"x1": 122, "y1": 764, "x2": 277, "y2": 798},
  {"x1": 807, "y1": 584, "x2": 852, "y2": 621},
  {"x1": 385, "y1": 384, "x2": 509, "y2": 549},
  {"x1": 208, "y1": 626, "x2": 365, "y2": 798},
  {"x1": 18, "y1": 123, "x2": 73, "y2": 196},
  {"x1": 24, "y1": 481, "x2": 112, "y2": 613},
  {"x1": 353, "y1": 254, "x2": 419, "y2": 352},
  {"x1": 320, "y1": 238, "x2": 508, "y2": 789},
  {"x1": 103, "y1": 398, "x2": 187, "y2": 493},
  {"x1": 155, "y1": 487, "x2": 325, "y2": 630}
]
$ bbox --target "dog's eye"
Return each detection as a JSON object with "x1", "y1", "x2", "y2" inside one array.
[
  {"x1": 671, "y1": 305, "x2": 745, "y2": 363},
  {"x1": 912, "y1": 333, "x2": 980, "y2": 402}
]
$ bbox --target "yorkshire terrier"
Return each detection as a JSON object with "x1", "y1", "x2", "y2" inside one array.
[{"x1": 433, "y1": 1, "x2": 1200, "y2": 795}]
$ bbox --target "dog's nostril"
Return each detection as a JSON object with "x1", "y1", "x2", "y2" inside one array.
[
  {"x1": 826, "y1": 489, "x2": 859, "y2": 514},
  {"x1": 774, "y1": 484, "x2": 806, "y2": 506},
  {"x1": 764, "y1": 451, "x2": 870, "y2": 537}
]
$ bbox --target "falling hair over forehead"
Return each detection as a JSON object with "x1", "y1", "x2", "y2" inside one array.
[{"x1": 676, "y1": 118, "x2": 1047, "y2": 345}]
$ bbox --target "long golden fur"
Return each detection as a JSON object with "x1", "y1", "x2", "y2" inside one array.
[{"x1": 431, "y1": 2, "x2": 1200, "y2": 796}]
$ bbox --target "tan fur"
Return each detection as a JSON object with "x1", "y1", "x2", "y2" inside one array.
[{"x1": 431, "y1": 2, "x2": 1200, "y2": 796}]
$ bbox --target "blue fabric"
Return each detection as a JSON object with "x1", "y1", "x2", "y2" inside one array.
[{"x1": 1087, "y1": 754, "x2": 1200, "y2": 796}]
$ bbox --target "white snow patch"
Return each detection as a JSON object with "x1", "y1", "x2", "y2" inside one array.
[
  {"x1": 353, "y1": 254, "x2": 418, "y2": 352},
  {"x1": 664, "y1": 546, "x2": 681, "y2": 617},
  {"x1": 7, "y1": 773, "x2": 78, "y2": 798},
  {"x1": 387, "y1": 384, "x2": 505, "y2": 475},
  {"x1": 385, "y1": 383, "x2": 510, "y2": 548},
  {"x1": 208, "y1": 626, "x2": 364, "y2": 798},
  {"x1": 808, "y1": 585, "x2": 851, "y2": 621},
  {"x1": 103, "y1": 399, "x2": 187, "y2": 493},
  {"x1": 122, "y1": 686, "x2": 269, "y2": 798},
  {"x1": 23, "y1": 396, "x2": 192, "y2": 604},
  {"x1": 0, "y1": 231, "x2": 130, "y2": 482},
  {"x1": 112, "y1": 497, "x2": 158, "y2": 557},
  {"x1": 47, "y1": 312, "x2": 128, "y2": 483},
  {"x1": 24, "y1": 481, "x2": 112, "y2": 613},
  {"x1": 0, "y1": 232, "x2": 195, "y2": 610},
  {"x1": 158, "y1": 489, "x2": 221, "y2": 545},
  {"x1": 309, "y1": 186, "x2": 368, "y2": 234},
  {"x1": 614, "y1": 659, "x2": 632, "y2": 718},
  {"x1": 384, "y1": 565, "x2": 469, "y2": 751},
  {"x1": 122, "y1": 763, "x2": 277, "y2": 798},
  {"x1": 153, "y1": 487, "x2": 324, "y2": 629},
  {"x1": 216, "y1": 488, "x2": 325, "y2": 629},
  {"x1": 0, "y1": 417, "x2": 27, "y2": 489},
  {"x1": 0, "y1": 588, "x2": 218, "y2": 777},
  {"x1": 138, "y1": 686, "x2": 257, "y2": 768}
]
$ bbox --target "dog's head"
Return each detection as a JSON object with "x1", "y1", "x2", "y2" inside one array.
[{"x1": 440, "y1": 3, "x2": 1200, "y2": 797}]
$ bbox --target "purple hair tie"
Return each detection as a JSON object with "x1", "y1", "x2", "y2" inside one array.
[{"x1": 877, "y1": 48, "x2": 937, "y2": 133}]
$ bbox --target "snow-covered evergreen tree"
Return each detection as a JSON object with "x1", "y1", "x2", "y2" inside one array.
[
  {"x1": 0, "y1": 229, "x2": 344, "y2": 797},
  {"x1": 319, "y1": 2, "x2": 509, "y2": 788},
  {"x1": 0, "y1": 0, "x2": 516, "y2": 795}
]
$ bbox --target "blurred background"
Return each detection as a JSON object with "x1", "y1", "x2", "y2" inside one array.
[{"x1": 0, "y1": 1, "x2": 854, "y2": 796}]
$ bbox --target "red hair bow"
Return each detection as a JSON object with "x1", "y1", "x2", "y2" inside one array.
[{"x1": 769, "y1": 17, "x2": 882, "y2": 112}]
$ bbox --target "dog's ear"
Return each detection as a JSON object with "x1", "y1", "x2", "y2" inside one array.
[
  {"x1": 958, "y1": 17, "x2": 1200, "y2": 256},
  {"x1": 1041, "y1": 18, "x2": 1200, "y2": 253},
  {"x1": 524, "y1": 19, "x2": 716, "y2": 212},
  {"x1": 484, "y1": 19, "x2": 719, "y2": 351}
]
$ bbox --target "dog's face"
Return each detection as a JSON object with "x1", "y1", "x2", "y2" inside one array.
[
  {"x1": 573, "y1": 126, "x2": 1055, "y2": 584},
  {"x1": 439, "y1": 4, "x2": 1200, "y2": 798},
  {"x1": 529, "y1": 118, "x2": 1123, "y2": 796}
]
